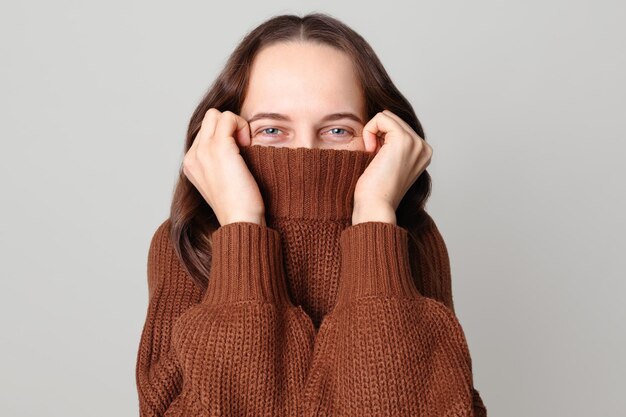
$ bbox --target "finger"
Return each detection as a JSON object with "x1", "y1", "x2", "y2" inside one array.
[
  {"x1": 416, "y1": 138, "x2": 433, "y2": 167},
  {"x1": 361, "y1": 112, "x2": 384, "y2": 153},
  {"x1": 381, "y1": 110, "x2": 430, "y2": 160},
  {"x1": 381, "y1": 109, "x2": 416, "y2": 137},
  {"x1": 213, "y1": 111, "x2": 251, "y2": 148},
  {"x1": 191, "y1": 108, "x2": 219, "y2": 156},
  {"x1": 234, "y1": 115, "x2": 252, "y2": 147},
  {"x1": 374, "y1": 134, "x2": 384, "y2": 154},
  {"x1": 362, "y1": 111, "x2": 401, "y2": 153}
]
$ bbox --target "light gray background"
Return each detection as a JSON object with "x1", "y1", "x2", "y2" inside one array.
[{"x1": 1, "y1": 1, "x2": 624, "y2": 416}]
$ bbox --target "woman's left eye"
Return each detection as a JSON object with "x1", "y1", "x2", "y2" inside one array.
[
  {"x1": 325, "y1": 128, "x2": 352, "y2": 136},
  {"x1": 259, "y1": 127, "x2": 283, "y2": 136}
]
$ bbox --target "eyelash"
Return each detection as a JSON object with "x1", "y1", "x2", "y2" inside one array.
[{"x1": 257, "y1": 127, "x2": 353, "y2": 137}]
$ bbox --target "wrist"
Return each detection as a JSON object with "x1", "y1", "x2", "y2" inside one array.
[
  {"x1": 222, "y1": 212, "x2": 266, "y2": 227},
  {"x1": 351, "y1": 200, "x2": 396, "y2": 225}
]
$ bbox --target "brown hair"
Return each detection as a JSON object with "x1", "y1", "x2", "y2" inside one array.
[{"x1": 168, "y1": 12, "x2": 433, "y2": 291}]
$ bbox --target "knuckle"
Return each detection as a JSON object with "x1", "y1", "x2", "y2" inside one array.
[
  {"x1": 201, "y1": 109, "x2": 219, "y2": 126},
  {"x1": 182, "y1": 155, "x2": 193, "y2": 170},
  {"x1": 221, "y1": 110, "x2": 235, "y2": 120},
  {"x1": 204, "y1": 107, "x2": 219, "y2": 117}
]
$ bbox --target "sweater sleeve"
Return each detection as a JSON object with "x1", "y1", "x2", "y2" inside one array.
[
  {"x1": 302, "y1": 221, "x2": 484, "y2": 416},
  {"x1": 135, "y1": 220, "x2": 204, "y2": 417},
  {"x1": 415, "y1": 215, "x2": 488, "y2": 416},
  {"x1": 169, "y1": 221, "x2": 316, "y2": 415}
]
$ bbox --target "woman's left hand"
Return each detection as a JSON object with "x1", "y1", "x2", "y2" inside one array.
[{"x1": 352, "y1": 109, "x2": 433, "y2": 225}]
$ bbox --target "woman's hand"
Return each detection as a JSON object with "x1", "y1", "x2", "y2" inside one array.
[
  {"x1": 352, "y1": 109, "x2": 433, "y2": 225},
  {"x1": 183, "y1": 108, "x2": 266, "y2": 227}
]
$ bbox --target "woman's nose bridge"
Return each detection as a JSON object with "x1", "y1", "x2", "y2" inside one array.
[{"x1": 293, "y1": 125, "x2": 319, "y2": 148}]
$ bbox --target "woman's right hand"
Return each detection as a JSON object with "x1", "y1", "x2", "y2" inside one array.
[{"x1": 183, "y1": 108, "x2": 266, "y2": 227}]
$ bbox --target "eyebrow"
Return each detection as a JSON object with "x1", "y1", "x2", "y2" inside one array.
[{"x1": 246, "y1": 112, "x2": 364, "y2": 125}]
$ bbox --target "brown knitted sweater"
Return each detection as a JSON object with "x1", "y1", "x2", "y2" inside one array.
[{"x1": 136, "y1": 145, "x2": 487, "y2": 416}]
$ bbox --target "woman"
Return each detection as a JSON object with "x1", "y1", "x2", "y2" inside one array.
[{"x1": 136, "y1": 12, "x2": 487, "y2": 416}]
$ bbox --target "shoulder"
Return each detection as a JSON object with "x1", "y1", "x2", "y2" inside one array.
[
  {"x1": 150, "y1": 218, "x2": 172, "y2": 246},
  {"x1": 146, "y1": 218, "x2": 205, "y2": 293},
  {"x1": 146, "y1": 218, "x2": 177, "y2": 295},
  {"x1": 421, "y1": 211, "x2": 449, "y2": 252},
  {"x1": 147, "y1": 218, "x2": 179, "y2": 262},
  {"x1": 144, "y1": 218, "x2": 206, "y2": 313}
]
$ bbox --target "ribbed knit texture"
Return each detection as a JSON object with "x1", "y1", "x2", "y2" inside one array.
[{"x1": 136, "y1": 144, "x2": 487, "y2": 416}]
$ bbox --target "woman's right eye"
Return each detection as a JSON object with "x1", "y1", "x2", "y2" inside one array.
[{"x1": 257, "y1": 127, "x2": 283, "y2": 136}]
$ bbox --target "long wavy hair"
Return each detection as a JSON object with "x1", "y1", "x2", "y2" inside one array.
[{"x1": 168, "y1": 12, "x2": 434, "y2": 291}]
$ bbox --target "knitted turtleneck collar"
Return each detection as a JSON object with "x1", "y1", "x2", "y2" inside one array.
[
  {"x1": 238, "y1": 144, "x2": 377, "y2": 326},
  {"x1": 238, "y1": 144, "x2": 376, "y2": 222}
]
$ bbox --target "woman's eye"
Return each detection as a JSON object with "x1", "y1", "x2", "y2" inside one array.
[
  {"x1": 258, "y1": 127, "x2": 283, "y2": 136},
  {"x1": 324, "y1": 127, "x2": 353, "y2": 137}
]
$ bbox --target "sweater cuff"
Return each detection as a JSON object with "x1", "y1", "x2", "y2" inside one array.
[
  {"x1": 334, "y1": 221, "x2": 420, "y2": 309},
  {"x1": 202, "y1": 222, "x2": 292, "y2": 307}
]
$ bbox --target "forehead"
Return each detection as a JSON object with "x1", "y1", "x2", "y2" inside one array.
[{"x1": 241, "y1": 42, "x2": 364, "y2": 115}]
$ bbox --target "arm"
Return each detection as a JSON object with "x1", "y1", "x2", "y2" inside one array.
[
  {"x1": 135, "y1": 220, "x2": 204, "y2": 417},
  {"x1": 416, "y1": 214, "x2": 488, "y2": 416},
  {"x1": 303, "y1": 221, "x2": 481, "y2": 416},
  {"x1": 172, "y1": 221, "x2": 316, "y2": 415}
]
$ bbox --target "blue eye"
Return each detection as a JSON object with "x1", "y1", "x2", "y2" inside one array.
[
  {"x1": 324, "y1": 127, "x2": 352, "y2": 137},
  {"x1": 259, "y1": 127, "x2": 283, "y2": 136}
]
